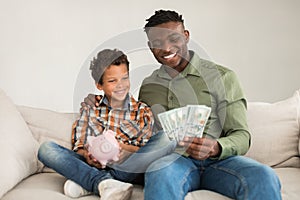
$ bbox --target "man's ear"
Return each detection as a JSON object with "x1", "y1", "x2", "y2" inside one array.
[
  {"x1": 96, "y1": 83, "x2": 102, "y2": 90},
  {"x1": 184, "y1": 30, "x2": 190, "y2": 43}
]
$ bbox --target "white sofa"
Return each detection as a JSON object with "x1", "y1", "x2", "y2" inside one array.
[{"x1": 1, "y1": 88, "x2": 299, "y2": 200}]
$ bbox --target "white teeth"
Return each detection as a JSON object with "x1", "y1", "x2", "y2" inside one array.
[{"x1": 164, "y1": 53, "x2": 176, "y2": 59}]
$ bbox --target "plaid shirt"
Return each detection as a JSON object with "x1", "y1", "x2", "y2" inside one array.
[{"x1": 72, "y1": 94, "x2": 154, "y2": 151}]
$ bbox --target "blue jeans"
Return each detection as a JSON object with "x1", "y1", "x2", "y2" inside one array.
[
  {"x1": 37, "y1": 131, "x2": 175, "y2": 195},
  {"x1": 144, "y1": 153, "x2": 282, "y2": 200}
]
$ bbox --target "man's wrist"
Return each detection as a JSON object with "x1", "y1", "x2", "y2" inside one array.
[{"x1": 210, "y1": 142, "x2": 222, "y2": 158}]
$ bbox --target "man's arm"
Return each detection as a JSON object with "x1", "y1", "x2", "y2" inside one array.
[
  {"x1": 179, "y1": 70, "x2": 250, "y2": 160},
  {"x1": 80, "y1": 94, "x2": 101, "y2": 110},
  {"x1": 215, "y1": 70, "x2": 251, "y2": 159}
]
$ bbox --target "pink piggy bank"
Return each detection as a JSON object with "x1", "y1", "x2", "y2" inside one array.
[{"x1": 87, "y1": 130, "x2": 120, "y2": 167}]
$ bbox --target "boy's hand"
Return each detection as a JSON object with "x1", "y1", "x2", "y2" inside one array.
[
  {"x1": 178, "y1": 137, "x2": 221, "y2": 160},
  {"x1": 80, "y1": 94, "x2": 101, "y2": 111},
  {"x1": 77, "y1": 149, "x2": 104, "y2": 168}
]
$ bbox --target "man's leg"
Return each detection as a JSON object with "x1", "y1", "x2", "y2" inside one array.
[
  {"x1": 144, "y1": 153, "x2": 201, "y2": 200},
  {"x1": 201, "y1": 156, "x2": 282, "y2": 200},
  {"x1": 37, "y1": 141, "x2": 112, "y2": 194},
  {"x1": 110, "y1": 131, "x2": 176, "y2": 184}
]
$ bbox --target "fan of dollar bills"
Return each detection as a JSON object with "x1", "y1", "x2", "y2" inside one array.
[{"x1": 158, "y1": 105, "x2": 211, "y2": 142}]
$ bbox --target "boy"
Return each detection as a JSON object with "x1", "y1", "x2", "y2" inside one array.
[{"x1": 38, "y1": 49, "x2": 154, "y2": 200}]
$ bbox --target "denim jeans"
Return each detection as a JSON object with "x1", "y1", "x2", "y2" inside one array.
[
  {"x1": 37, "y1": 131, "x2": 175, "y2": 195},
  {"x1": 144, "y1": 153, "x2": 282, "y2": 200}
]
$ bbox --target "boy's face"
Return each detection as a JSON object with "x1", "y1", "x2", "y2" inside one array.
[
  {"x1": 147, "y1": 21, "x2": 190, "y2": 72},
  {"x1": 97, "y1": 63, "x2": 130, "y2": 107}
]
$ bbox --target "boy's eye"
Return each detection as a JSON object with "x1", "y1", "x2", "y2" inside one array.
[{"x1": 108, "y1": 79, "x2": 115, "y2": 83}]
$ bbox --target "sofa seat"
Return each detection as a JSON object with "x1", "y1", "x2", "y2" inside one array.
[
  {"x1": 3, "y1": 168, "x2": 300, "y2": 200},
  {"x1": 274, "y1": 168, "x2": 300, "y2": 200},
  {"x1": 1, "y1": 173, "x2": 143, "y2": 200},
  {"x1": 1, "y1": 172, "x2": 232, "y2": 200}
]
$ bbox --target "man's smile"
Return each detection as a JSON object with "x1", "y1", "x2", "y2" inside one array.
[{"x1": 163, "y1": 52, "x2": 177, "y2": 59}]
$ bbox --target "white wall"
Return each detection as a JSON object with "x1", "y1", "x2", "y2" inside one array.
[{"x1": 0, "y1": 0, "x2": 299, "y2": 112}]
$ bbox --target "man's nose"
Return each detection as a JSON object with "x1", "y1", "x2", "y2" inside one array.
[{"x1": 161, "y1": 40, "x2": 172, "y2": 52}]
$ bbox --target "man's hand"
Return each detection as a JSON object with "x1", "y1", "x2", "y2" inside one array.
[
  {"x1": 105, "y1": 143, "x2": 139, "y2": 165},
  {"x1": 80, "y1": 94, "x2": 101, "y2": 111},
  {"x1": 179, "y1": 137, "x2": 221, "y2": 160},
  {"x1": 76, "y1": 149, "x2": 104, "y2": 168}
]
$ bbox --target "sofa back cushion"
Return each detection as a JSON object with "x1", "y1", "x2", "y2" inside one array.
[
  {"x1": 0, "y1": 89, "x2": 39, "y2": 198},
  {"x1": 245, "y1": 89, "x2": 300, "y2": 168},
  {"x1": 17, "y1": 106, "x2": 78, "y2": 172}
]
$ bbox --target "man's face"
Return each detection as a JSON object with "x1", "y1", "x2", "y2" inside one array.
[{"x1": 147, "y1": 21, "x2": 190, "y2": 72}]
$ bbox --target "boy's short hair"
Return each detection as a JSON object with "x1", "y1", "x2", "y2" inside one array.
[
  {"x1": 144, "y1": 10, "x2": 184, "y2": 33},
  {"x1": 90, "y1": 49, "x2": 129, "y2": 84}
]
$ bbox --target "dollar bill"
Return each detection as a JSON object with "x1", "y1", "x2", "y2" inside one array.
[{"x1": 158, "y1": 105, "x2": 211, "y2": 142}]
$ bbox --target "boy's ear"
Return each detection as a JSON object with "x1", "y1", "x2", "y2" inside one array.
[{"x1": 96, "y1": 83, "x2": 103, "y2": 90}]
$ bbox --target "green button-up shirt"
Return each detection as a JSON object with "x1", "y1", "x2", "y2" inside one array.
[{"x1": 138, "y1": 51, "x2": 250, "y2": 159}]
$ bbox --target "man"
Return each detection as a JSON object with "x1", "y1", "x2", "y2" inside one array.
[
  {"x1": 139, "y1": 10, "x2": 281, "y2": 200},
  {"x1": 84, "y1": 9, "x2": 282, "y2": 200}
]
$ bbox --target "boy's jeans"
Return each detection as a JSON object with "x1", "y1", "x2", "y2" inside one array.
[
  {"x1": 38, "y1": 131, "x2": 175, "y2": 195},
  {"x1": 144, "y1": 153, "x2": 282, "y2": 200}
]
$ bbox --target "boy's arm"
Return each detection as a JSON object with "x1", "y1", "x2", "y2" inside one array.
[
  {"x1": 72, "y1": 109, "x2": 107, "y2": 168},
  {"x1": 71, "y1": 109, "x2": 90, "y2": 151}
]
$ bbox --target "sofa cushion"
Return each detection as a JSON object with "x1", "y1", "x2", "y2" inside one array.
[
  {"x1": 245, "y1": 89, "x2": 300, "y2": 167},
  {"x1": 0, "y1": 89, "x2": 39, "y2": 198},
  {"x1": 17, "y1": 106, "x2": 78, "y2": 172},
  {"x1": 274, "y1": 168, "x2": 300, "y2": 200},
  {"x1": 17, "y1": 106, "x2": 77, "y2": 149},
  {"x1": 1, "y1": 173, "x2": 144, "y2": 200}
]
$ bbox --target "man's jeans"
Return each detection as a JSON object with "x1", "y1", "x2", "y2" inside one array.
[
  {"x1": 38, "y1": 131, "x2": 175, "y2": 195},
  {"x1": 144, "y1": 153, "x2": 282, "y2": 200}
]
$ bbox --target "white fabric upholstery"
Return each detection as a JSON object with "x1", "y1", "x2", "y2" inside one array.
[
  {"x1": 17, "y1": 106, "x2": 78, "y2": 172},
  {"x1": 17, "y1": 106, "x2": 76, "y2": 149},
  {"x1": 245, "y1": 89, "x2": 300, "y2": 168},
  {"x1": 1, "y1": 88, "x2": 300, "y2": 200},
  {"x1": 0, "y1": 89, "x2": 39, "y2": 198}
]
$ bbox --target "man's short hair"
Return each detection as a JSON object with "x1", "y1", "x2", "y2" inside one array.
[{"x1": 144, "y1": 10, "x2": 184, "y2": 33}]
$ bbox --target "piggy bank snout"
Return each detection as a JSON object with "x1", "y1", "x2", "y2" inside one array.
[{"x1": 87, "y1": 131, "x2": 120, "y2": 166}]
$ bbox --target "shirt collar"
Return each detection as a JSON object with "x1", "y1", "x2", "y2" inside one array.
[
  {"x1": 99, "y1": 93, "x2": 139, "y2": 111},
  {"x1": 157, "y1": 51, "x2": 202, "y2": 79}
]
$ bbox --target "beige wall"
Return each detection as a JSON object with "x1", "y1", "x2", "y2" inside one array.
[{"x1": 0, "y1": 0, "x2": 299, "y2": 112}]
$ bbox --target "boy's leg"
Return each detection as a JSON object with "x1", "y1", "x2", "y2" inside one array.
[
  {"x1": 201, "y1": 156, "x2": 282, "y2": 200},
  {"x1": 37, "y1": 141, "x2": 112, "y2": 194}
]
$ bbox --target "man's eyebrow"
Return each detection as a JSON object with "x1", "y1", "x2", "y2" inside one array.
[
  {"x1": 149, "y1": 38, "x2": 161, "y2": 43},
  {"x1": 150, "y1": 32, "x2": 180, "y2": 41},
  {"x1": 168, "y1": 32, "x2": 181, "y2": 37}
]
